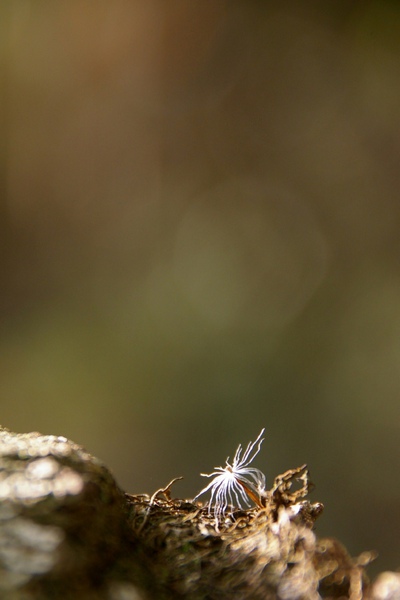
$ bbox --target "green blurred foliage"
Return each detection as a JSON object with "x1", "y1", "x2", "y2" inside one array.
[{"x1": 1, "y1": 0, "x2": 400, "y2": 575}]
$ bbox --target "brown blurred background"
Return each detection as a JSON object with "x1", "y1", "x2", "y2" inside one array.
[{"x1": 2, "y1": 0, "x2": 400, "y2": 575}]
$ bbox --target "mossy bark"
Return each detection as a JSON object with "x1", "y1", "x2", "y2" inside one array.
[{"x1": 0, "y1": 427, "x2": 394, "y2": 599}]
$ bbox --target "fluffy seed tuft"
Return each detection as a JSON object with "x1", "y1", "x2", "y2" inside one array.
[{"x1": 194, "y1": 428, "x2": 266, "y2": 524}]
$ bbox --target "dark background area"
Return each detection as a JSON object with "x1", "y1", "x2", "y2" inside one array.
[{"x1": 1, "y1": 1, "x2": 400, "y2": 576}]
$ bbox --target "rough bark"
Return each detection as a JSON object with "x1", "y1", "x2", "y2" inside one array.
[{"x1": 0, "y1": 427, "x2": 396, "y2": 599}]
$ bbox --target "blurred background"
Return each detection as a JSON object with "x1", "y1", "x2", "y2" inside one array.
[{"x1": 1, "y1": 0, "x2": 400, "y2": 576}]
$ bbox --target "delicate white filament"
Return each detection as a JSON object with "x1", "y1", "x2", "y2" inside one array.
[{"x1": 194, "y1": 428, "x2": 266, "y2": 523}]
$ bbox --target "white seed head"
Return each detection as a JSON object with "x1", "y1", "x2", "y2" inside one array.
[{"x1": 194, "y1": 428, "x2": 266, "y2": 523}]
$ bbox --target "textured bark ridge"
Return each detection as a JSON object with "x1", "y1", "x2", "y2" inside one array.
[{"x1": 0, "y1": 427, "x2": 396, "y2": 599}]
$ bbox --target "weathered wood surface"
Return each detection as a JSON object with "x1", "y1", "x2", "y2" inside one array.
[{"x1": 0, "y1": 427, "x2": 397, "y2": 599}]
